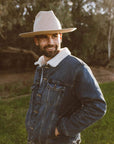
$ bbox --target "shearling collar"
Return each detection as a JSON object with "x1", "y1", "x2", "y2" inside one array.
[{"x1": 34, "y1": 47, "x2": 71, "y2": 67}]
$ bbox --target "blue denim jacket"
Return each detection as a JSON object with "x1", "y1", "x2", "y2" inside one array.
[{"x1": 26, "y1": 55, "x2": 106, "y2": 144}]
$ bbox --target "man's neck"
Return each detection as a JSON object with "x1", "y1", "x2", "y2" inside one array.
[{"x1": 44, "y1": 56, "x2": 51, "y2": 63}]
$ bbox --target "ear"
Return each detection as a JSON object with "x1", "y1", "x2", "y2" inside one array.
[
  {"x1": 60, "y1": 33, "x2": 62, "y2": 42},
  {"x1": 34, "y1": 37, "x2": 39, "y2": 46}
]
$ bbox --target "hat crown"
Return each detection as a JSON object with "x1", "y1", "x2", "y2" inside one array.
[
  {"x1": 19, "y1": 10, "x2": 76, "y2": 37},
  {"x1": 33, "y1": 10, "x2": 62, "y2": 32}
]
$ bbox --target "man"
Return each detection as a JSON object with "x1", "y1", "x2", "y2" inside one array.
[{"x1": 19, "y1": 11, "x2": 106, "y2": 144}]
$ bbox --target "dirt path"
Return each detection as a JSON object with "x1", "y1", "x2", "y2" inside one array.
[
  {"x1": 91, "y1": 67, "x2": 114, "y2": 83},
  {"x1": 0, "y1": 67, "x2": 114, "y2": 85},
  {"x1": 1, "y1": 94, "x2": 30, "y2": 102},
  {"x1": 0, "y1": 67, "x2": 113, "y2": 101},
  {"x1": 0, "y1": 72, "x2": 34, "y2": 85}
]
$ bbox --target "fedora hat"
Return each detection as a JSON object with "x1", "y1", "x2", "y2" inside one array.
[{"x1": 19, "y1": 10, "x2": 76, "y2": 37}]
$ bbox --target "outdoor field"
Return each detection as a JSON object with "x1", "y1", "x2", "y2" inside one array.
[
  {"x1": 0, "y1": 1, "x2": 114, "y2": 143},
  {"x1": 0, "y1": 69, "x2": 114, "y2": 144}
]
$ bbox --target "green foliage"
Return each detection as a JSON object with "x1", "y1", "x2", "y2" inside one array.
[
  {"x1": 0, "y1": 80, "x2": 33, "y2": 100},
  {"x1": 81, "y1": 82, "x2": 114, "y2": 144},
  {"x1": 0, "y1": 0, "x2": 114, "y2": 66},
  {"x1": 0, "y1": 96, "x2": 29, "y2": 144}
]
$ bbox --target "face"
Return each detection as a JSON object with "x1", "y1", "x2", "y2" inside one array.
[{"x1": 34, "y1": 33, "x2": 62, "y2": 58}]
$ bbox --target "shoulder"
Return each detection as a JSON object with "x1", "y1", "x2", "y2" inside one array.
[
  {"x1": 62, "y1": 55, "x2": 93, "y2": 75},
  {"x1": 64, "y1": 55, "x2": 86, "y2": 68}
]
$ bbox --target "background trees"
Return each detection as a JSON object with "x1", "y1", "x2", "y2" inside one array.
[{"x1": 0, "y1": 0, "x2": 114, "y2": 71}]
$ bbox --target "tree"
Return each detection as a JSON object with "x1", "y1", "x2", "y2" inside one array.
[
  {"x1": 68, "y1": 0, "x2": 114, "y2": 65},
  {"x1": 0, "y1": 0, "x2": 72, "y2": 49},
  {"x1": 102, "y1": 0, "x2": 114, "y2": 60},
  {"x1": 0, "y1": 0, "x2": 113, "y2": 67},
  {"x1": 70, "y1": 0, "x2": 100, "y2": 62}
]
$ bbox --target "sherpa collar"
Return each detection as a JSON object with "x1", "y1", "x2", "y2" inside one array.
[{"x1": 34, "y1": 47, "x2": 71, "y2": 67}]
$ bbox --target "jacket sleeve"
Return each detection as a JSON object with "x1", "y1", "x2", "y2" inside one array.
[{"x1": 57, "y1": 64, "x2": 107, "y2": 137}]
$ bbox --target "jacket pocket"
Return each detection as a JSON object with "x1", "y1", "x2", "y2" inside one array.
[{"x1": 42, "y1": 80, "x2": 65, "y2": 106}]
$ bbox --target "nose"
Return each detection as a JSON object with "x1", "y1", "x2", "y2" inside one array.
[{"x1": 48, "y1": 36, "x2": 54, "y2": 45}]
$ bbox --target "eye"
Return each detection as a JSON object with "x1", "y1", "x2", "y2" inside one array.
[
  {"x1": 52, "y1": 33, "x2": 58, "y2": 38},
  {"x1": 39, "y1": 35, "x2": 48, "y2": 39}
]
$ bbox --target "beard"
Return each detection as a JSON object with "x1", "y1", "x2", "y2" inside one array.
[{"x1": 39, "y1": 44, "x2": 59, "y2": 58}]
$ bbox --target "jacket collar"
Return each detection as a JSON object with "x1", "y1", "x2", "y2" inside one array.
[{"x1": 34, "y1": 47, "x2": 71, "y2": 67}]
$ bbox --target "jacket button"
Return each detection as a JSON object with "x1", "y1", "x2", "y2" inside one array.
[
  {"x1": 34, "y1": 110, "x2": 38, "y2": 114},
  {"x1": 37, "y1": 93, "x2": 41, "y2": 97},
  {"x1": 27, "y1": 141, "x2": 33, "y2": 144},
  {"x1": 43, "y1": 77, "x2": 47, "y2": 81},
  {"x1": 30, "y1": 127, "x2": 33, "y2": 130}
]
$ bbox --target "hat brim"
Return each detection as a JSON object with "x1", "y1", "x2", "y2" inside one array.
[{"x1": 19, "y1": 28, "x2": 76, "y2": 38}]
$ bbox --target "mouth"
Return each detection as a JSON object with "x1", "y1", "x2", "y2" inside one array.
[{"x1": 46, "y1": 47, "x2": 55, "y2": 51}]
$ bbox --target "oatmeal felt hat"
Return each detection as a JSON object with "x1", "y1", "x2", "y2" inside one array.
[{"x1": 19, "y1": 10, "x2": 76, "y2": 37}]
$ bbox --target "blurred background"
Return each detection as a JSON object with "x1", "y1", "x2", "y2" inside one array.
[
  {"x1": 0, "y1": 0, "x2": 114, "y2": 144},
  {"x1": 0, "y1": 0, "x2": 114, "y2": 72}
]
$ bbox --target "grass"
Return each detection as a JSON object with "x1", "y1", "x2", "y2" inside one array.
[
  {"x1": 0, "y1": 80, "x2": 32, "y2": 100},
  {"x1": 0, "y1": 82, "x2": 114, "y2": 144},
  {"x1": 0, "y1": 96, "x2": 29, "y2": 144},
  {"x1": 81, "y1": 82, "x2": 114, "y2": 144}
]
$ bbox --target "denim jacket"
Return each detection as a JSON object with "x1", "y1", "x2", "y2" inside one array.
[{"x1": 26, "y1": 48, "x2": 106, "y2": 144}]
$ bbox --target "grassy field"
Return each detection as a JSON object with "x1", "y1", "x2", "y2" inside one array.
[
  {"x1": 81, "y1": 82, "x2": 114, "y2": 144},
  {"x1": 0, "y1": 82, "x2": 114, "y2": 144}
]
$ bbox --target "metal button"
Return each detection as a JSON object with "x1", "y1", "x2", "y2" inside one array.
[
  {"x1": 34, "y1": 110, "x2": 38, "y2": 114},
  {"x1": 27, "y1": 141, "x2": 35, "y2": 144},
  {"x1": 37, "y1": 93, "x2": 41, "y2": 97},
  {"x1": 43, "y1": 77, "x2": 47, "y2": 81},
  {"x1": 30, "y1": 127, "x2": 33, "y2": 130}
]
